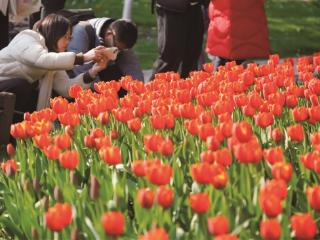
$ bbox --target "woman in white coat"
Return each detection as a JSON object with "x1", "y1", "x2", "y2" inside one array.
[{"x1": 0, "y1": 14, "x2": 108, "y2": 122}]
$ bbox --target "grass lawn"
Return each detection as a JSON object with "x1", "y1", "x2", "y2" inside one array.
[{"x1": 66, "y1": 0, "x2": 320, "y2": 69}]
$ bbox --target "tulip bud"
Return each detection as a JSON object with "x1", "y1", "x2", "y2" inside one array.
[
  {"x1": 6, "y1": 143, "x2": 15, "y2": 157},
  {"x1": 31, "y1": 227, "x2": 38, "y2": 239},
  {"x1": 65, "y1": 125, "x2": 74, "y2": 136},
  {"x1": 71, "y1": 228, "x2": 80, "y2": 240},
  {"x1": 42, "y1": 196, "x2": 49, "y2": 211},
  {"x1": 69, "y1": 171, "x2": 78, "y2": 186},
  {"x1": 54, "y1": 186, "x2": 63, "y2": 202},
  {"x1": 90, "y1": 176, "x2": 100, "y2": 200},
  {"x1": 22, "y1": 178, "x2": 31, "y2": 192},
  {"x1": 32, "y1": 177, "x2": 41, "y2": 193}
]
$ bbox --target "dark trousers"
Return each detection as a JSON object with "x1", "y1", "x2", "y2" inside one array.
[
  {"x1": 0, "y1": 12, "x2": 9, "y2": 49},
  {"x1": 213, "y1": 57, "x2": 245, "y2": 71},
  {"x1": 150, "y1": 4, "x2": 204, "y2": 80},
  {"x1": 0, "y1": 79, "x2": 38, "y2": 123},
  {"x1": 98, "y1": 64, "x2": 127, "y2": 98}
]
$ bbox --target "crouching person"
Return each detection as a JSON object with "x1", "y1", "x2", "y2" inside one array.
[
  {"x1": 67, "y1": 17, "x2": 144, "y2": 97},
  {"x1": 0, "y1": 14, "x2": 108, "y2": 123}
]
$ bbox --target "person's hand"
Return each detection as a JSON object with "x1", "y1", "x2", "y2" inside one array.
[
  {"x1": 83, "y1": 46, "x2": 105, "y2": 62},
  {"x1": 88, "y1": 58, "x2": 109, "y2": 78},
  {"x1": 101, "y1": 47, "x2": 119, "y2": 61}
]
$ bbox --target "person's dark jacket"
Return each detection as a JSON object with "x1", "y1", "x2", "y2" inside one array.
[
  {"x1": 41, "y1": 0, "x2": 65, "y2": 14},
  {"x1": 154, "y1": 0, "x2": 208, "y2": 12}
]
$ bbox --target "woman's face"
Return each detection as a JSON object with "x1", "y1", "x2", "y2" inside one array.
[{"x1": 56, "y1": 29, "x2": 72, "y2": 52}]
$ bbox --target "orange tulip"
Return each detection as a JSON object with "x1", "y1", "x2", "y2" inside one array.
[
  {"x1": 260, "y1": 219, "x2": 281, "y2": 240},
  {"x1": 207, "y1": 215, "x2": 229, "y2": 236},
  {"x1": 99, "y1": 146, "x2": 122, "y2": 165},
  {"x1": 291, "y1": 213, "x2": 317, "y2": 240},
  {"x1": 189, "y1": 192, "x2": 210, "y2": 214},
  {"x1": 156, "y1": 186, "x2": 174, "y2": 208},
  {"x1": 137, "y1": 188, "x2": 154, "y2": 209},
  {"x1": 101, "y1": 211, "x2": 125, "y2": 237},
  {"x1": 59, "y1": 150, "x2": 79, "y2": 170}
]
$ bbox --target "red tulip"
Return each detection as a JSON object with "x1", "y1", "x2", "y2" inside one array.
[
  {"x1": 198, "y1": 123, "x2": 215, "y2": 141},
  {"x1": 287, "y1": 124, "x2": 304, "y2": 141},
  {"x1": 214, "y1": 234, "x2": 238, "y2": 240},
  {"x1": 206, "y1": 135, "x2": 221, "y2": 151},
  {"x1": 291, "y1": 213, "x2": 317, "y2": 240},
  {"x1": 101, "y1": 211, "x2": 125, "y2": 237},
  {"x1": 84, "y1": 134, "x2": 95, "y2": 148},
  {"x1": 207, "y1": 215, "x2": 229, "y2": 236},
  {"x1": 94, "y1": 136, "x2": 112, "y2": 150},
  {"x1": 255, "y1": 112, "x2": 274, "y2": 128},
  {"x1": 310, "y1": 132, "x2": 320, "y2": 150},
  {"x1": 33, "y1": 134, "x2": 51, "y2": 150},
  {"x1": 263, "y1": 147, "x2": 284, "y2": 166},
  {"x1": 300, "y1": 152, "x2": 316, "y2": 170},
  {"x1": 45, "y1": 203, "x2": 72, "y2": 232},
  {"x1": 292, "y1": 107, "x2": 308, "y2": 122},
  {"x1": 131, "y1": 160, "x2": 146, "y2": 177},
  {"x1": 184, "y1": 119, "x2": 199, "y2": 135},
  {"x1": 271, "y1": 128, "x2": 283, "y2": 142},
  {"x1": 97, "y1": 111, "x2": 109, "y2": 125},
  {"x1": 200, "y1": 150, "x2": 215, "y2": 164},
  {"x1": 156, "y1": 186, "x2": 174, "y2": 208},
  {"x1": 260, "y1": 219, "x2": 281, "y2": 240},
  {"x1": 1, "y1": 159, "x2": 17, "y2": 175},
  {"x1": 306, "y1": 185, "x2": 320, "y2": 212},
  {"x1": 189, "y1": 192, "x2": 210, "y2": 214},
  {"x1": 213, "y1": 148, "x2": 232, "y2": 167},
  {"x1": 59, "y1": 150, "x2": 79, "y2": 170},
  {"x1": 146, "y1": 163, "x2": 172, "y2": 185},
  {"x1": 144, "y1": 134, "x2": 164, "y2": 153},
  {"x1": 259, "y1": 193, "x2": 282, "y2": 218},
  {"x1": 91, "y1": 128, "x2": 104, "y2": 138},
  {"x1": 286, "y1": 94, "x2": 298, "y2": 108},
  {"x1": 198, "y1": 111, "x2": 213, "y2": 124},
  {"x1": 44, "y1": 145, "x2": 61, "y2": 160},
  {"x1": 211, "y1": 165, "x2": 228, "y2": 189},
  {"x1": 54, "y1": 133, "x2": 71, "y2": 149},
  {"x1": 232, "y1": 121, "x2": 253, "y2": 143},
  {"x1": 137, "y1": 188, "x2": 154, "y2": 209},
  {"x1": 68, "y1": 84, "x2": 82, "y2": 98},
  {"x1": 150, "y1": 115, "x2": 166, "y2": 129},
  {"x1": 138, "y1": 227, "x2": 169, "y2": 240},
  {"x1": 99, "y1": 146, "x2": 122, "y2": 165},
  {"x1": 159, "y1": 138, "x2": 174, "y2": 156},
  {"x1": 50, "y1": 96, "x2": 68, "y2": 114},
  {"x1": 242, "y1": 104, "x2": 256, "y2": 117},
  {"x1": 127, "y1": 117, "x2": 141, "y2": 132},
  {"x1": 191, "y1": 162, "x2": 213, "y2": 184},
  {"x1": 10, "y1": 122, "x2": 27, "y2": 139},
  {"x1": 272, "y1": 162, "x2": 293, "y2": 182},
  {"x1": 6, "y1": 143, "x2": 15, "y2": 157}
]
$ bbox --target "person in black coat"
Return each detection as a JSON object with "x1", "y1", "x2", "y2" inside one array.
[
  {"x1": 29, "y1": 0, "x2": 66, "y2": 28},
  {"x1": 149, "y1": 0, "x2": 208, "y2": 80}
]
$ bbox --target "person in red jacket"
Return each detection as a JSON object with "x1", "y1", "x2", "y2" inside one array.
[{"x1": 206, "y1": 0, "x2": 270, "y2": 71}]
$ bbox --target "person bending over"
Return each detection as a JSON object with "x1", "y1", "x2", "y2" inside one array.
[
  {"x1": 0, "y1": 14, "x2": 109, "y2": 123},
  {"x1": 67, "y1": 17, "x2": 144, "y2": 97}
]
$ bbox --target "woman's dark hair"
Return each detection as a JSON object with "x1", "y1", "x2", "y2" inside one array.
[{"x1": 38, "y1": 14, "x2": 71, "y2": 52}]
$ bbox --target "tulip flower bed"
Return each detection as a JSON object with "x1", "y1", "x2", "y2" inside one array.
[{"x1": 2, "y1": 53, "x2": 320, "y2": 240}]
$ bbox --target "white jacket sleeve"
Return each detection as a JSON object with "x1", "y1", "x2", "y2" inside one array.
[
  {"x1": 9, "y1": 31, "x2": 76, "y2": 70},
  {"x1": 52, "y1": 70, "x2": 91, "y2": 97}
]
